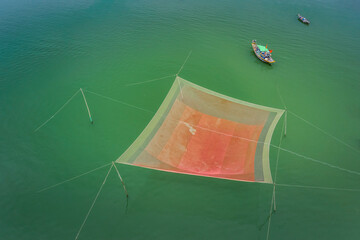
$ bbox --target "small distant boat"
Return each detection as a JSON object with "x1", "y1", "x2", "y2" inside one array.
[
  {"x1": 251, "y1": 40, "x2": 275, "y2": 64},
  {"x1": 298, "y1": 14, "x2": 310, "y2": 24}
]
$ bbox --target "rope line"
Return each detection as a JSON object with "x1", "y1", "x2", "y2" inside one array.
[
  {"x1": 84, "y1": 89, "x2": 154, "y2": 114},
  {"x1": 276, "y1": 183, "x2": 360, "y2": 192},
  {"x1": 277, "y1": 147, "x2": 360, "y2": 176},
  {"x1": 276, "y1": 84, "x2": 287, "y2": 110},
  {"x1": 125, "y1": 74, "x2": 176, "y2": 86},
  {"x1": 288, "y1": 111, "x2": 359, "y2": 153},
  {"x1": 276, "y1": 84, "x2": 287, "y2": 135},
  {"x1": 113, "y1": 162, "x2": 129, "y2": 198},
  {"x1": 74, "y1": 164, "x2": 113, "y2": 240},
  {"x1": 276, "y1": 84, "x2": 358, "y2": 153},
  {"x1": 274, "y1": 120, "x2": 285, "y2": 183},
  {"x1": 34, "y1": 89, "x2": 80, "y2": 132},
  {"x1": 37, "y1": 162, "x2": 112, "y2": 193},
  {"x1": 177, "y1": 76, "x2": 184, "y2": 99},
  {"x1": 266, "y1": 117, "x2": 285, "y2": 238},
  {"x1": 177, "y1": 120, "x2": 360, "y2": 176},
  {"x1": 177, "y1": 50, "x2": 192, "y2": 75},
  {"x1": 272, "y1": 120, "x2": 285, "y2": 211}
]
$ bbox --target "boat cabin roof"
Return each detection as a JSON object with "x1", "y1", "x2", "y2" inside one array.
[{"x1": 258, "y1": 45, "x2": 269, "y2": 52}]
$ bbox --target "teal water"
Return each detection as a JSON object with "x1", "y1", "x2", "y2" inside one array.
[{"x1": 1, "y1": 0, "x2": 359, "y2": 239}]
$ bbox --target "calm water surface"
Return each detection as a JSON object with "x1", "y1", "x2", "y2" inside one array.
[{"x1": 1, "y1": 0, "x2": 359, "y2": 239}]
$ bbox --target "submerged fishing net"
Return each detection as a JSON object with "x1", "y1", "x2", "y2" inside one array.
[{"x1": 116, "y1": 76, "x2": 284, "y2": 183}]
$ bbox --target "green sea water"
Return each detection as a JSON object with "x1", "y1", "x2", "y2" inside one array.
[{"x1": 1, "y1": 0, "x2": 359, "y2": 239}]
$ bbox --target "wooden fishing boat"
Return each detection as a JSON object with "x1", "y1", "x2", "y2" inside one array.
[
  {"x1": 251, "y1": 40, "x2": 275, "y2": 64},
  {"x1": 298, "y1": 14, "x2": 310, "y2": 24}
]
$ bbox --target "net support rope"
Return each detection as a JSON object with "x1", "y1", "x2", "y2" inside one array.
[
  {"x1": 175, "y1": 50, "x2": 192, "y2": 99},
  {"x1": 35, "y1": 93, "x2": 358, "y2": 189},
  {"x1": 273, "y1": 119, "x2": 286, "y2": 211},
  {"x1": 84, "y1": 89, "x2": 154, "y2": 114},
  {"x1": 37, "y1": 160, "x2": 360, "y2": 196},
  {"x1": 277, "y1": 84, "x2": 288, "y2": 137},
  {"x1": 34, "y1": 89, "x2": 80, "y2": 132},
  {"x1": 278, "y1": 146, "x2": 360, "y2": 175},
  {"x1": 37, "y1": 162, "x2": 112, "y2": 193},
  {"x1": 277, "y1": 83, "x2": 287, "y2": 109},
  {"x1": 125, "y1": 74, "x2": 176, "y2": 86},
  {"x1": 176, "y1": 75, "x2": 184, "y2": 99},
  {"x1": 74, "y1": 164, "x2": 113, "y2": 240},
  {"x1": 113, "y1": 162, "x2": 129, "y2": 198},
  {"x1": 35, "y1": 52, "x2": 193, "y2": 131},
  {"x1": 266, "y1": 118, "x2": 285, "y2": 240},
  {"x1": 177, "y1": 50, "x2": 192, "y2": 75},
  {"x1": 266, "y1": 185, "x2": 275, "y2": 240},
  {"x1": 277, "y1": 83, "x2": 358, "y2": 153},
  {"x1": 178, "y1": 120, "x2": 360, "y2": 176},
  {"x1": 288, "y1": 110, "x2": 359, "y2": 153},
  {"x1": 36, "y1": 79, "x2": 360, "y2": 196},
  {"x1": 125, "y1": 51, "x2": 192, "y2": 88},
  {"x1": 80, "y1": 88, "x2": 93, "y2": 124},
  {"x1": 276, "y1": 183, "x2": 360, "y2": 192}
]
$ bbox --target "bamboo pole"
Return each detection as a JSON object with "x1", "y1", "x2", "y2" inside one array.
[{"x1": 80, "y1": 88, "x2": 93, "y2": 124}]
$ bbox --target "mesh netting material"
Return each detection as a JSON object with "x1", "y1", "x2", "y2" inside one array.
[{"x1": 116, "y1": 76, "x2": 284, "y2": 183}]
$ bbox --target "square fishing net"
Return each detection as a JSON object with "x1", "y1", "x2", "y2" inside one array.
[{"x1": 116, "y1": 76, "x2": 284, "y2": 183}]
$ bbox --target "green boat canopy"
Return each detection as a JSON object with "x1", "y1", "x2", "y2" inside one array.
[{"x1": 258, "y1": 45, "x2": 269, "y2": 52}]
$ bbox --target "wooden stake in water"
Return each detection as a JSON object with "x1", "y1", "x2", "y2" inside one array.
[
  {"x1": 80, "y1": 88, "x2": 93, "y2": 124},
  {"x1": 113, "y1": 162, "x2": 129, "y2": 198}
]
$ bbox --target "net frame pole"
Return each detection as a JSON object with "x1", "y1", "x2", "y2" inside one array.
[
  {"x1": 80, "y1": 88, "x2": 93, "y2": 124},
  {"x1": 266, "y1": 186, "x2": 275, "y2": 240},
  {"x1": 276, "y1": 83, "x2": 287, "y2": 137},
  {"x1": 266, "y1": 118, "x2": 285, "y2": 239},
  {"x1": 272, "y1": 117, "x2": 285, "y2": 212},
  {"x1": 113, "y1": 162, "x2": 129, "y2": 198}
]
